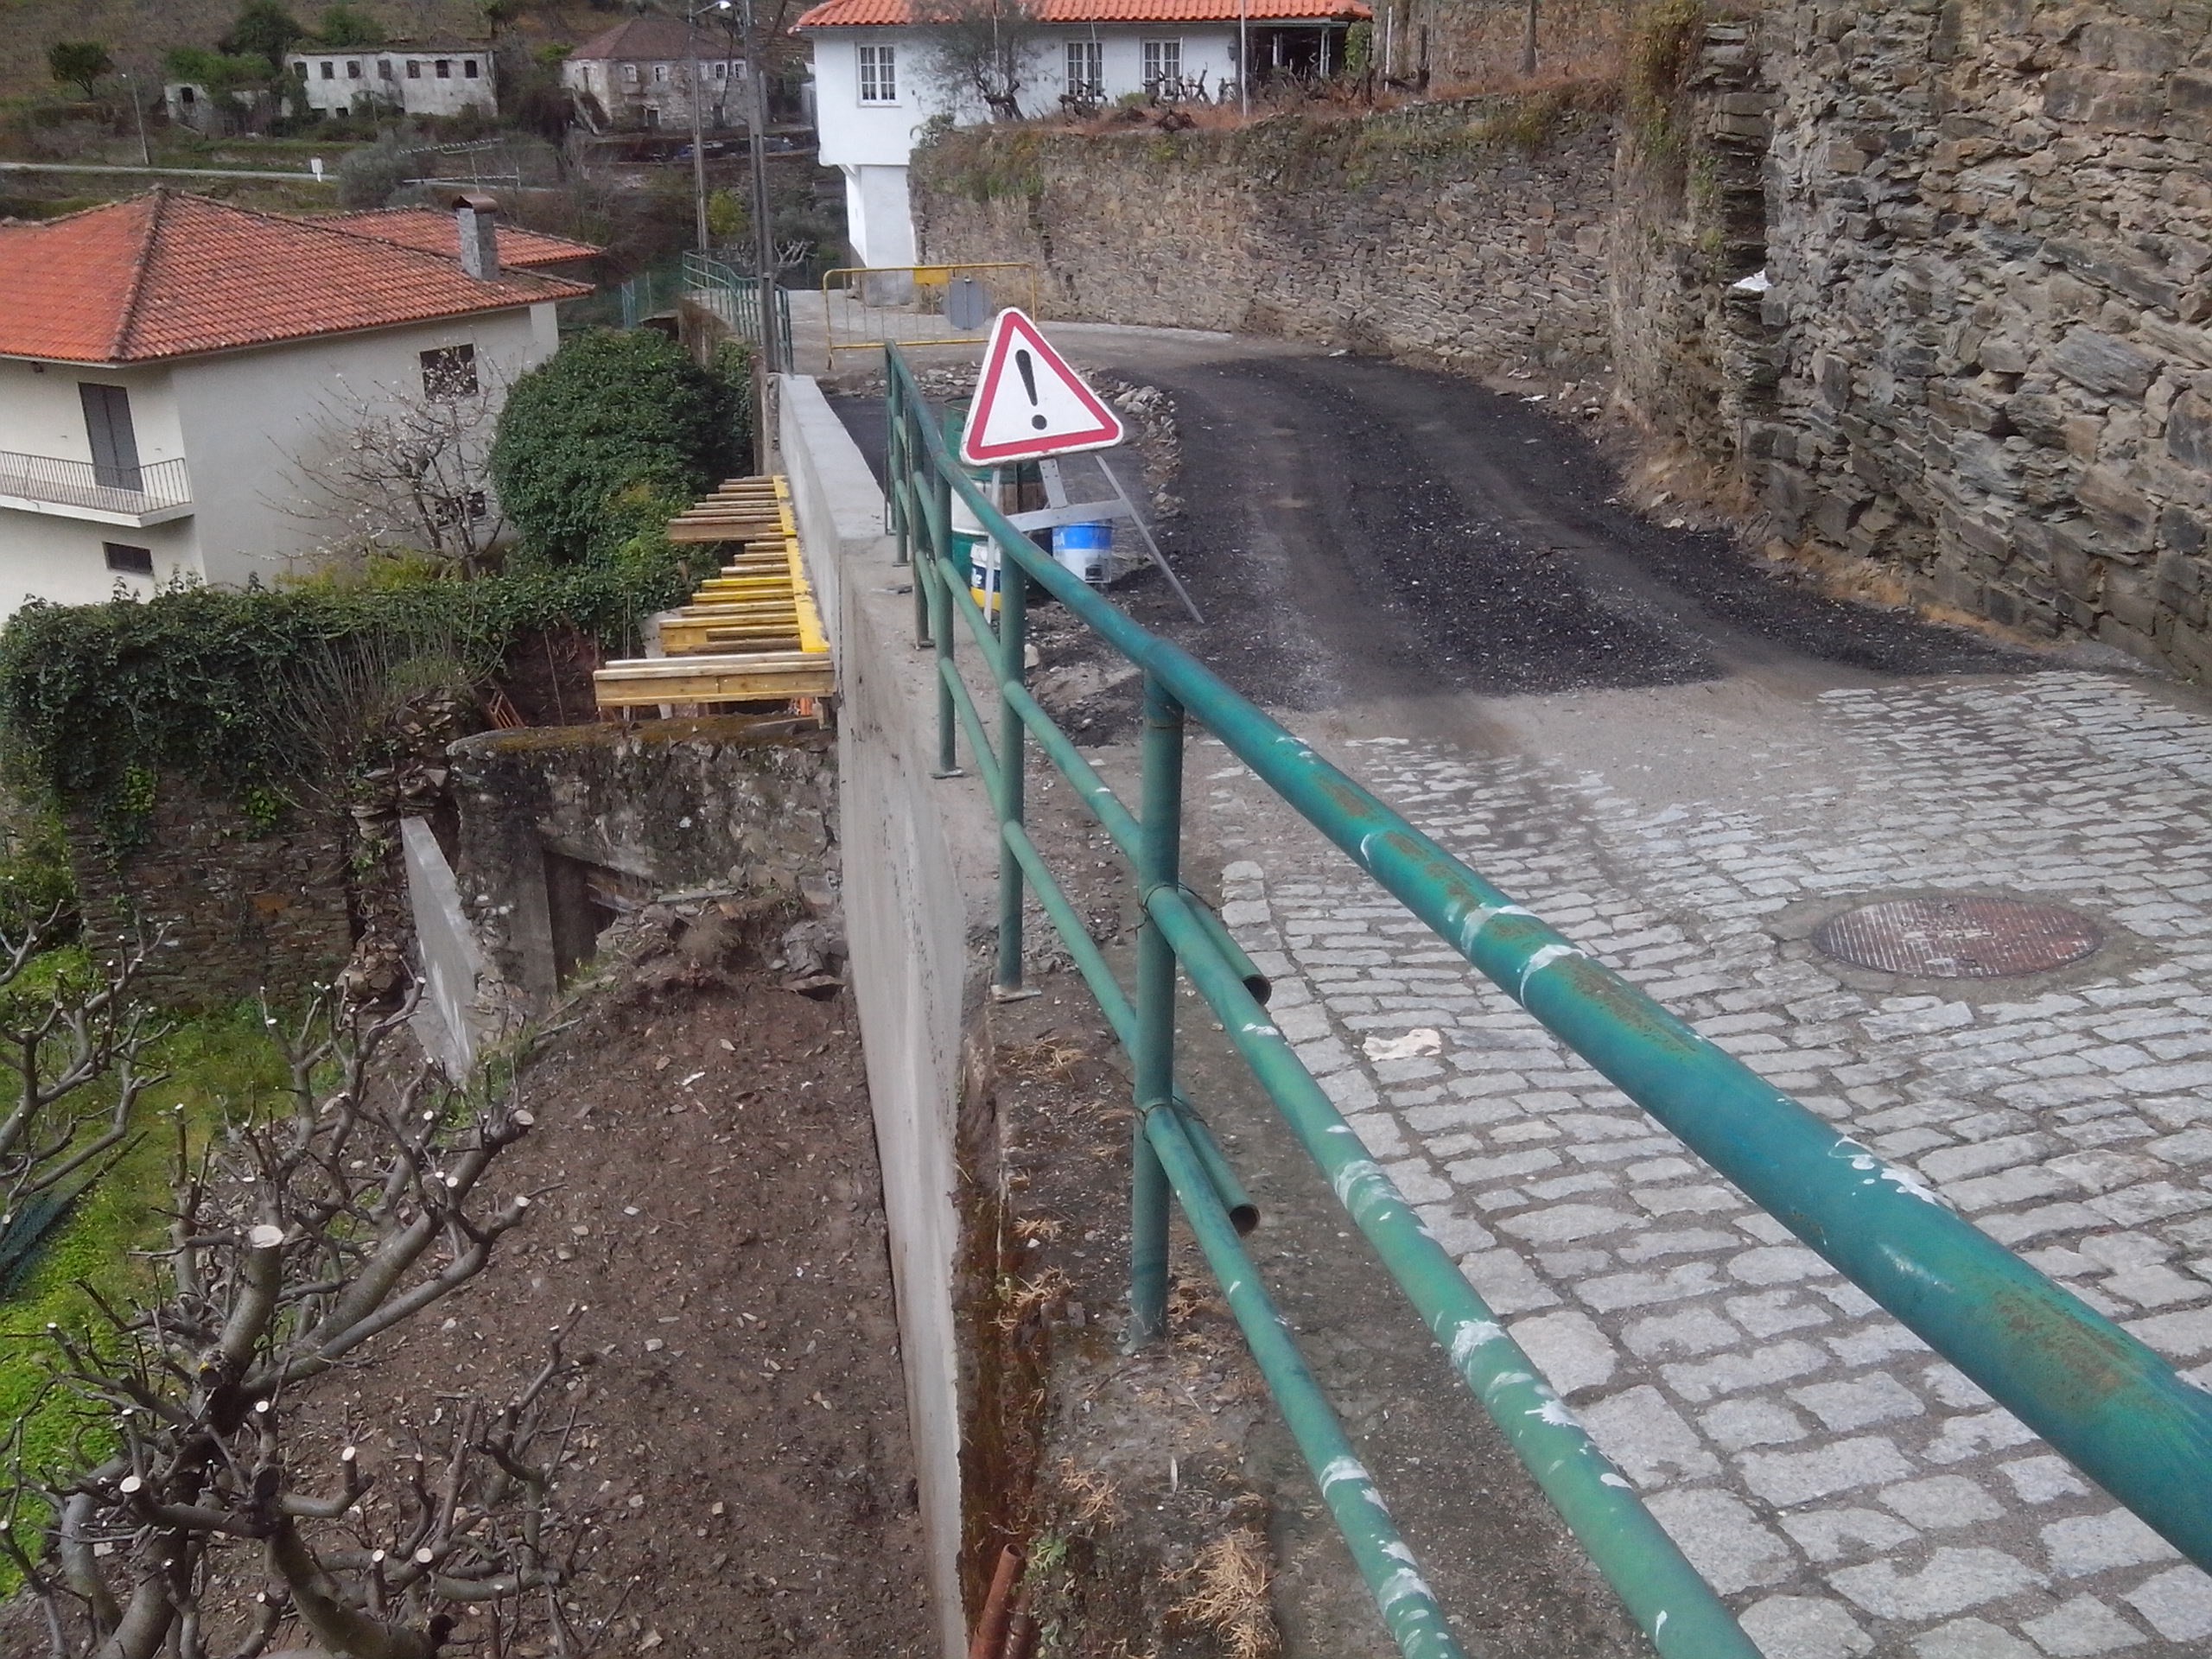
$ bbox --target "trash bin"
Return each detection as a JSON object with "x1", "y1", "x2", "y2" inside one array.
[{"x1": 1052, "y1": 521, "x2": 1113, "y2": 586}]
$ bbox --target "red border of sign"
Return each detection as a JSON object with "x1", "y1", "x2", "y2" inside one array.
[{"x1": 959, "y1": 308, "x2": 1126, "y2": 465}]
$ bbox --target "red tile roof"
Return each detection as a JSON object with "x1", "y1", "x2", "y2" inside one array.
[
  {"x1": 798, "y1": 0, "x2": 1366, "y2": 24},
  {"x1": 0, "y1": 192, "x2": 591, "y2": 365},
  {"x1": 315, "y1": 207, "x2": 603, "y2": 270}
]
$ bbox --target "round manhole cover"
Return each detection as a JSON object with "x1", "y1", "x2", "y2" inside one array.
[{"x1": 1813, "y1": 897, "x2": 2102, "y2": 979}]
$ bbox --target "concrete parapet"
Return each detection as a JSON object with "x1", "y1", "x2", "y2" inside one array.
[{"x1": 782, "y1": 372, "x2": 996, "y2": 1659}]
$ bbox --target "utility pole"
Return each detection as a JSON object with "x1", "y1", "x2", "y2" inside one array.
[
  {"x1": 742, "y1": 0, "x2": 779, "y2": 376},
  {"x1": 119, "y1": 70, "x2": 150, "y2": 167},
  {"x1": 1238, "y1": 0, "x2": 1249, "y2": 118},
  {"x1": 1522, "y1": 0, "x2": 1537, "y2": 77},
  {"x1": 686, "y1": 5, "x2": 711, "y2": 252}
]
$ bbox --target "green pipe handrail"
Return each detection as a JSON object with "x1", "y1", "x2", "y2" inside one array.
[{"x1": 879, "y1": 344, "x2": 2212, "y2": 1656}]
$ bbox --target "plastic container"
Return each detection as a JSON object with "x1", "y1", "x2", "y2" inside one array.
[
  {"x1": 1053, "y1": 521, "x2": 1113, "y2": 586},
  {"x1": 950, "y1": 470, "x2": 1001, "y2": 616}
]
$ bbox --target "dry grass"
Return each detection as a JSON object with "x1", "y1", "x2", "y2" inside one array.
[
  {"x1": 1169, "y1": 1531, "x2": 1280, "y2": 1659},
  {"x1": 994, "y1": 1265, "x2": 1077, "y2": 1331},
  {"x1": 1053, "y1": 1457, "x2": 1123, "y2": 1528},
  {"x1": 1002, "y1": 1037, "x2": 1091, "y2": 1083}
]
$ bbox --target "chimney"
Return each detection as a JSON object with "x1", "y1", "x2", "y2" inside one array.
[{"x1": 454, "y1": 192, "x2": 500, "y2": 281}]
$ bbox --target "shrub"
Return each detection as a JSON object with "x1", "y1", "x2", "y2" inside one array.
[
  {"x1": 335, "y1": 130, "x2": 416, "y2": 207},
  {"x1": 46, "y1": 41, "x2": 113, "y2": 100},
  {"x1": 0, "y1": 557, "x2": 690, "y2": 841},
  {"x1": 489, "y1": 329, "x2": 744, "y2": 567}
]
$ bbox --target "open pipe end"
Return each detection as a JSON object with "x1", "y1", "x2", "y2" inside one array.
[
  {"x1": 1229, "y1": 1200, "x2": 1261, "y2": 1236},
  {"x1": 1242, "y1": 971, "x2": 1273, "y2": 1006}
]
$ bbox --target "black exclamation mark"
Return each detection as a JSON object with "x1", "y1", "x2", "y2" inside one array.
[{"x1": 1016, "y1": 349, "x2": 1046, "y2": 429}]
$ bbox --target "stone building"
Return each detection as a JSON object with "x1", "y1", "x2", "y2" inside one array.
[
  {"x1": 284, "y1": 44, "x2": 499, "y2": 118},
  {"x1": 561, "y1": 16, "x2": 747, "y2": 134}
]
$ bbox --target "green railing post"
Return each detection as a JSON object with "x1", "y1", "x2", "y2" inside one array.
[
  {"x1": 994, "y1": 554, "x2": 1032, "y2": 997},
  {"x1": 921, "y1": 454, "x2": 950, "y2": 652},
  {"x1": 1128, "y1": 671, "x2": 1183, "y2": 1344},
  {"x1": 930, "y1": 552, "x2": 959, "y2": 778}
]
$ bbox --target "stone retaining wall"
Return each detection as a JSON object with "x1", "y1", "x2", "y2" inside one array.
[
  {"x1": 446, "y1": 718, "x2": 837, "y2": 1013},
  {"x1": 1746, "y1": 0, "x2": 2212, "y2": 671},
  {"x1": 913, "y1": 98, "x2": 1617, "y2": 375},
  {"x1": 69, "y1": 783, "x2": 354, "y2": 1007},
  {"x1": 913, "y1": 1, "x2": 2212, "y2": 683}
]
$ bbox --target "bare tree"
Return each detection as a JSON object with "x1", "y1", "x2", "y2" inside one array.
[
  {"x1": 917, "y1": 0, "x2": 1044, "y2": 124},
  {"x1": 282, "y1": 370, "x2": 510, "y2": 576},
  {"x1": 0, "y1": 920, "x2": 165, "y2": 1241},
  {"x1": 3, "y1": 988, "x2": 579, "y2": 1659}
]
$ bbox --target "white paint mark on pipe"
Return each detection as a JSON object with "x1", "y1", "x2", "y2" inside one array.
[
  {"x1": 1448, "y1": 1319, "x2": 1503, "y2": 1369},
  {"x1": 1516, "y1": 942, "x2": 1581, "y2": 999}
]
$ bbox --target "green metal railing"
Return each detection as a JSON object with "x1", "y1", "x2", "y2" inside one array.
[
  {"x1": 879, "y1": 345, "x2": 2212, "y2": 1656},
  {"x1": 682, "y1": 251, "x2": 795, "y2": 365}
]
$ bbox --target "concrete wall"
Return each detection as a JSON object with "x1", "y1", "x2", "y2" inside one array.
[
  {"x1": 402, "y1": 816, "x2": 497, "y2": 1077},
  {"x1": 446, "y1": 718, "x2": 836, "y2": 1014},
  {"x1": 781, "y1": 372, "x2": 997, "y2": 1659},
  {"x1": 912, "y1": 98, "x2": 1617, "y2": 373}
]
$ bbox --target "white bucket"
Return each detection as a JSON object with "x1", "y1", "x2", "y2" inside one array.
[{"x1": 1053, "y1": 521, "x2": 1113, "y2": 586}]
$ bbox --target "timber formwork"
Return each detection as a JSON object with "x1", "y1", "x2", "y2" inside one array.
[{"x1": 591, "y1": 474, "x2": 836, "y2": 710}]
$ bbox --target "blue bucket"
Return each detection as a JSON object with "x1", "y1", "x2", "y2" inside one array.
[{"x1": 1053, "y1": 521, "x2": 1113, "y2": 585}]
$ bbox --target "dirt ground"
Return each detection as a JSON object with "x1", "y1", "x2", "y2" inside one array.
[{"x1": 338, "y1": 917, "x2": 937, "y2": 1657}]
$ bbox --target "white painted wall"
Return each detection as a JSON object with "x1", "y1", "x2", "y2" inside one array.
[
  {"x1": 166, "y1": 304, "x2": 557, "y2": 588},
  {"x1": 287, "y1": 49, "x2": 498, "y2": 117},
  {"x1": 807, "y1": 24, "x2": 1243, "y2": 264},
  {"x1": 842, "y1": 163, "x2": 918, "y2": 267},
  {"x1": 0, "y1": 359, "x2": 186, "y2": 477},
  {"x1": 0, "y1": 512, "x2": 196, "y2": 614}
]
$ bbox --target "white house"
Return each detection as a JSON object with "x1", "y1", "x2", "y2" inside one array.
[
  {"x1": 561, "y1": 16, "x2": 747, "y2": 133},
  {"x1": 796, "y1": 0, "x2": 1369, "y2": 267},
  {"x1": 0, "y1": 191, "x2": 590, "y2": 616},
  {"x1": 286, "y1": 45, "x2": 499, "y2": 118}
]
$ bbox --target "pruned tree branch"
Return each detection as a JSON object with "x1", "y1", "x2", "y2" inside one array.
[{"x1": 11, "y1": 986, "x2": 579, "y2": 1659}]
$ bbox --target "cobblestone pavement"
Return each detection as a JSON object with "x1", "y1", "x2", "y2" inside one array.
[{"x1": 1198, "y1": 670, "x2": 2212, "y2": 1659}]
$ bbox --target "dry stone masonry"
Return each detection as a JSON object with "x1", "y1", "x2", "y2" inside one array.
[
  {"x1": 912, "y1": 0, "x2": 2212, "y2": 683},
  {"x1": 913, "y1": 100, "x2": 1617, "y2": 375},
  {"x1": 68, "y1": 780, "x2": 354, "y2": 1007},
  {"x1": 1747, "y1": 0, "x2": 2212, "y2": 675}
]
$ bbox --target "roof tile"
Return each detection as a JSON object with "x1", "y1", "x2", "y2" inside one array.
[
  {"x1": 314, "y1": 207, "x2": 601, "y2": 270},
  {"x1": 0, "y1": 193, "x2": 591, "y2": 365}
]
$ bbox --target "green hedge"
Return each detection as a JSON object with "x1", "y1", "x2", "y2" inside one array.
[
  {"x1": 0, "y1": 555, "x2": 690, "y2": 836},
  {"x1": 491, "y1": 329, "x2": 747, "y2": 567}
]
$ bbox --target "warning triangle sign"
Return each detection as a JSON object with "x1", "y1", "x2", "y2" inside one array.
[{"x1": 960, "y1": 308, "x2": 1126, "y2": 466}]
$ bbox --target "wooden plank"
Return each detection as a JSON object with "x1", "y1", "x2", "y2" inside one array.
[{"x1": 594, "y1": 654, "x2": 834, "y2": 707}]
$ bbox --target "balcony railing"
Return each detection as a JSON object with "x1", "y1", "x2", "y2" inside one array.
[{"x1": 0, "y1": 450, "x2": 192, "y2": 517}]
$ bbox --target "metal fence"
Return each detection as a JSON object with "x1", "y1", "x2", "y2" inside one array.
[
  {"x1": 680, "y1": 251, "x2": 795, "y2": 365},
  {"x1": 821, "y1": 263, "x2": 1039, "y2": 360},
  {"x1": 0, "y1": 450, "x2": 191, "y2": 517},
  {"x1": 879, "y1": 344, "x2": 2212, "y2": 1659}
]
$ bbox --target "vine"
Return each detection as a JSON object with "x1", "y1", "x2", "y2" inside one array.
[{"x1": 0, "y1": 551, "x2": 691, "y2": 849}]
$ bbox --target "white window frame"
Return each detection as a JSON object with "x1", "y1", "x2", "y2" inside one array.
[
  {"x1": 1142, "y1": 38, "x2": 1182, "y2": 97},
  {"x1": 1065, "y1": 39, "x2": 1102, "y2": 98},
  {"x1": 858, "y1": 42, "x2": 897, "y2": 105}
]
